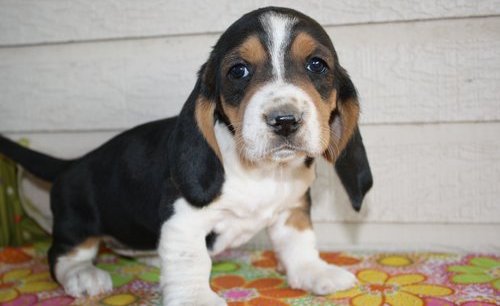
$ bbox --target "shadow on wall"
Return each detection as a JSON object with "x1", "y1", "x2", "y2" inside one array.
[{"x1": 311, "y1": 158, "x2": 374, "y2": 244}]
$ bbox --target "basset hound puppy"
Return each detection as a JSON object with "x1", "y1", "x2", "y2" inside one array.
[{"x1": 0, "y1": 6, "x2": 373, "y2": 306}]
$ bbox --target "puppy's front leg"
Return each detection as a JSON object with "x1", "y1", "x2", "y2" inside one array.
[
  {"x1": 158, "y1": 201, "x2": 226, "y2": 306},
  {"x1": 268, "y1": 201, "x2": 357, "y2": 295}
]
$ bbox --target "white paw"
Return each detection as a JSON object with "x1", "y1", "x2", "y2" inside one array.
[
  {"x1": 197, "y1": 290, "x2": 227, "y2": 306},
  {"x1": 287, "y1": 260, "x2": 357, "y2": 295},
  {"x1": 61, "y1": 264, "x2": 113, "y2": 297}
]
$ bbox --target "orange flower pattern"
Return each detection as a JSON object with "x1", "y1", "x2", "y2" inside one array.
[
  {"x1": 329, "y1": 269, "x2": 453, "y2": 306},
  {"x1": 0, "y1": 248, "x2": 32, "y2": 264},
  {"x1": 0, "y1": 244, "x2": 498, "y2": 305},
  {"x1": 212, "y1": 274, "x2": 306, "y2": 305}
]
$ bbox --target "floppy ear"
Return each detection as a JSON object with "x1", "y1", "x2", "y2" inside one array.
[
  {"x1": 335, "y1": 127, "x2": 373, "y2": 211},
  {"x1": 168, "y1": 64, "x2": 225, "y2": 207},
  {"x1": 325, "y1": 65, "x2": 373, "y2": 211}
]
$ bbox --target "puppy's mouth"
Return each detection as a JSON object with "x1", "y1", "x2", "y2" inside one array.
[{"x1": 268, "y1": 144, "x2": 306, "y2": 162}]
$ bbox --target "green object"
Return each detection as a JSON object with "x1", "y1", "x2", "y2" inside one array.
[
  {"x1": 0, "y1": 141, "x2": 49, "y2": 247},
  {"x1": 449, "y1": 256, "x2": 500, "y2": 290}
]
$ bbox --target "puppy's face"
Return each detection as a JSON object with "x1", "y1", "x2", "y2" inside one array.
[{"x1": 200, "y1": 7, "x2": 359, "y2": 164}]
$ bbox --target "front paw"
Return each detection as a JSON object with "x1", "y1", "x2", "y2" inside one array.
[
  {"x1": 287, "y1": 260, "x2": 357, "y2": 295},
  {"x1": 197, "y1": 290, "x2": 227, "y2": 306},
  {"x1": 61, "y1": 264, "x2": 113, "y2": 297}
]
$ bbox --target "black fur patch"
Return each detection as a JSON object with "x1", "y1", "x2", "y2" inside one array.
[
  {"x1": 304, "y1": 156, "x2": 314, "y2": 168},
  {"x1": 205, "y1": 231, "x2": 218, "y2": 250},
  {"x1": 214, "y1": 105, "x2": 236, "y2": 135},
  {"x1": 335, "y1": 128, "x2": 373, "y2": 212},
  {"x1": 169, "y1": 80, "x2": 225, "y2": 207}
]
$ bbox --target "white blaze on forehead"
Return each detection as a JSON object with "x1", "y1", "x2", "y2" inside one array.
[{"x1": 260, "y1": 12, "x2": 297, "y2": 81}]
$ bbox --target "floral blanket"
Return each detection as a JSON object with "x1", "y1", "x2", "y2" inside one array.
[{"x1": 0, "y1": 242, "x2": 498, "y2": 306}]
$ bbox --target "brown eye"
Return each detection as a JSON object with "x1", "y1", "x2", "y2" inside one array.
[
  {"x1": 306, "y1": 57, "x2": 328, "y2": 74},
  {"x1": 228, "y1": 64, "x2": 250, "y2": 79}
]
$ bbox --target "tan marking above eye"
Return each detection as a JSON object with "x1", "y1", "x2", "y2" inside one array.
[
  {"x1": 237, "y1": 35, "x2": 267, "y2": 65},
  {"x1": 291, "y1": 32, "x2": 317, "y2": 60},
  {"x1": 291, "y1": 32, "x2": 334, "y2": 67}
]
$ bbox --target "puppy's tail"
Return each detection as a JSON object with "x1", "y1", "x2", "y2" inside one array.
[{"x1": 0, "y1": 135, "x2": 72, "y2": 182}]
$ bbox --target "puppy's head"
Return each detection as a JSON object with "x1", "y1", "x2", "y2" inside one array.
[
  {"x1": 175, "y1": 7, "x2": 372, "y2": 208},
  {"x1": 197, "y1": 7, "x2": 359, "y2": 164}
]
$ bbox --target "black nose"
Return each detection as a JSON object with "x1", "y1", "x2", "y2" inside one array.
[{"x1": 266, "y1": 112, "x2": 302, "y2": 137}]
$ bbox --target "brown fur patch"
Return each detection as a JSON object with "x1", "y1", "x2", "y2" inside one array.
[
  {"x1": 290, "y1": 32, "x2": 334, "y2": 67},
  {"x1": 238, "y1": 35, "x2": 267, "y2": 65},
  {"x1": 291, "y1": 32, "x2": 318, "y2": 61},
  {"x1": 219, "y1": 98, "x2": 241, "y2": 132},
  {"x1": 294, "y1": 80, "x2": 338, "y2": 154},
  {"x1": 324, "y1": 98, "x2": 360, "y2": 162},
  {"x1": 285, "y1": 194, "x2": 312, "y2": 231},
  {"x1": 68, "y1": 237, "x2": 100, "y2": 257},
  {"x1": 195, "y1": 98, "x2": 222, "y2": 160},
  {"x1": 292, "y1": 77, "x2": 359, "y2": 163},
  {"x1": 221, "y1": 35, "x2": 267, "y2": 74}
]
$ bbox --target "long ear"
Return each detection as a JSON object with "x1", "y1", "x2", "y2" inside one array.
[
  {"x1": 324, "y1": 66, "x2": 360, "y2": 162},
  {"x1": 335, "y1": 127, "x2": 373, "y2": 211},
  {"x1": 168, "y1": 66, "x2": 225, "y2": 207},
  {"x1": 325, "y1": 65, "x2": 373, "y2": 211}
]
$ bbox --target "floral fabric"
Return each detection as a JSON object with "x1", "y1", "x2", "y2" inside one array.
[{"x1": 0, "y1": 242, "x2": 498, "y2": 305}]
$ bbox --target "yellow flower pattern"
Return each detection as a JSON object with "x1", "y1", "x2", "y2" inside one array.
[
  {"x1": 0, "y1": 268, "x2": 59, "y2": 303},
  {"x1": 329, "y1": 269, "x2": 453, "y2": 306},
  {"x1": 377, "y1": 255, "x2": 415, "y2": 267},
  {"x1": 0, "y1": 246, "x2": 498, "y2": 306}
]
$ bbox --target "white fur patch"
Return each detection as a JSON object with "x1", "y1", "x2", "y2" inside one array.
[
  {"x1": 159, "y1": 199, "x2": 226, "y2": 306},
  {"x1": 268, "y1": 210, "x2": 358, "y2": 295},
  {"x1": 209, "y1": 122, "x2": 315, "y2": 255},
  {"x1": 136, "y1": 256, "x2": 161, "y2": 268},
  {"x1": 157, "y1": 123, "x2": 315, "y2": 304},
  {"x1": 260, "y1": 12, "x2": 297, "y2": 81},
  {"x1": 55, "y1": 246, "x2": 113, "y2": 297},
  {"x1": 241, "y1": 82, "x2": 323, "y2": 161}
]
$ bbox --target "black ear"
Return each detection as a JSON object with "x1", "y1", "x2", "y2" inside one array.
[
  {"x1": 328, "y1": 63, "x2": 373, "y2": 211},
  {"x1": 335, "y1": 127, "x2": 373, "y2": 212},
  {"x1": 168, "y1": 78, "x2": 225, "y2": 207}
]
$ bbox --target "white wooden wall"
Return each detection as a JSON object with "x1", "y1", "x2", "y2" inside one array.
[{"x1": 1, "y1": 1, "x2": 499, "y2": 252}]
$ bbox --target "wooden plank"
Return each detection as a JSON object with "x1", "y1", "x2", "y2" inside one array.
[
  {"x1": 2, "y1": 131, "x2": 119, "y2": 159},
  {"x1": 248, "y1": 223, "x2": 500, "y2": 252},
  {"x1": 0, "y1": 34, "x2": 209, "y2": 132},
  {"x1": 1, "y1": 17, "x2": 499, "y2": 132},
  {"x1": 337, "y1": 17, "x2": 500, "y2": 125},
  {"x1": 1, "y1": 0, "x2": 500, "y2": 46},
  {"x1": 4, "y1": 122, "x2": 500, "y2": 224},
  {"x1": 312, "y1": 122, "x2": 500, "y2": 224}
]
